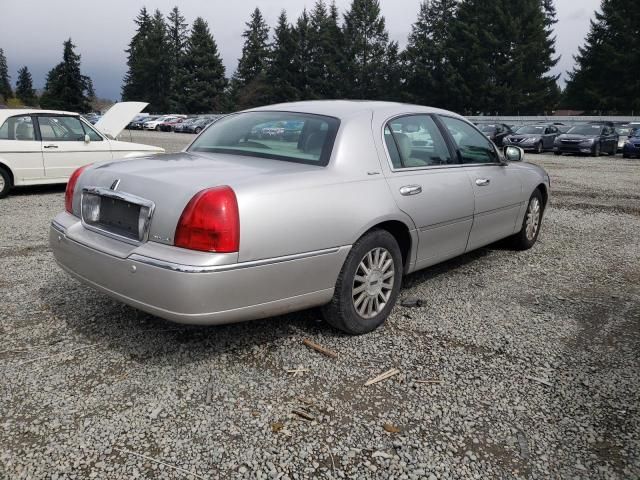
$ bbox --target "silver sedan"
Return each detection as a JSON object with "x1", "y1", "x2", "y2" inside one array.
[{"x1": 50, "y1": 101, "x2": 550, "y2": 334}]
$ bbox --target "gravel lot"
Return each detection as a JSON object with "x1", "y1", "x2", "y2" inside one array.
[{"x1": 1, "y1": 132, "x2": 639, "y2": 479}]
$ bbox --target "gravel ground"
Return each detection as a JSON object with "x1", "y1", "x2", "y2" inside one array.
[{"x1": 1, "y1": 134, "x2": 639, "y2": 479}]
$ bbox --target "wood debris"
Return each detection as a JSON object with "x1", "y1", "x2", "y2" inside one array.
[
  {"x1": 271, "y1": 422, "x2": 284, "y2": 433},
  {"x1": 292, "y1": 408, "x2": 315, "y2": 421},
  {"x1": 525, "y1": 376, "x2": 552, "y2": 387},
  {"x1": 286, "y1": 366, "x2": 309, "y2": 377},
  {"x1": 302, "y1": 339, "x2": 338, "y2": 358},
  {"x1": 365, "y1": 368, "x2": 400, "y2": 386}
]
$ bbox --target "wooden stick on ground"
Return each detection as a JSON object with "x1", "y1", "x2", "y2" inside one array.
[
  {"x1": 113, "y1": 447, "x2": 207, "y2": 479},
  {"x1": 364, "y1": 368, "x2": 400, "y2": 386},
  {"x1": 302, "y1": 339, "x2": 338, "y2": 358},
  {"x1": 292, "y1": 409, "x2": 315, "y2": 421}
]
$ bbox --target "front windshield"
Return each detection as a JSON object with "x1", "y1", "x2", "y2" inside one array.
[
  {"x1": 516, "y1": 126, "x2": 545, "y2": 134},
  {"x1": 478, "y1": 124, "x2": 496, "y2": 133},
  {"x1": 616, "y1": 127, "x2": 631, "y2": 136},
  {"x1": 188, "y1": 111, "x2": 340, "y2": 166},
  {"x1": 567, "y1": 125, "x2": 603, "y2": 135}
]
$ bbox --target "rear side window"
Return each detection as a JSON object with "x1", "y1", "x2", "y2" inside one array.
[
  {"x1": 439, "y1": 116, "x2": 500, "y2": 164},
  {"x1": 384, "y1": 115, "x2": 453, "y2": 168},
  {"x1": 188, "y1": 112, "x2": 340, "y2": 166},
  {"x1": 0, "y1": 115, "x2": 36, "y2": 141}
]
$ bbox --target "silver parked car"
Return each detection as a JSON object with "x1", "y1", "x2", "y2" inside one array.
[{"x1": 50, "y1": 101, "x2": 550, "y2": 334}]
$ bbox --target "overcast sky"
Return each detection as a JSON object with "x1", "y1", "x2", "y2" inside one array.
[{"x1": 1, "y1": 0, "x2": 601, "y2": 100}]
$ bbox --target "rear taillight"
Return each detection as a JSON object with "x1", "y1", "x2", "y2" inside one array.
[
  {"x1": 65, "y1": 165, "x2": 88, "y2": 214},
  {"x1": 174, "y1": 186, "x2": 240, "y2": 253}
]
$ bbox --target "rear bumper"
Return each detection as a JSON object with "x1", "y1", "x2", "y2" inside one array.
[{"x1": 50, "y1": 216, "x2": 348, "y2": 325}]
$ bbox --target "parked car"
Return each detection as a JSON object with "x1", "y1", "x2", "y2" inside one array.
[
  {"x1": 476, "y1": 123, "x2": 513, "y2": 146},
  {"x1": 182, "y1": 117, "x2": 215, "y2": 134},
  {"x1": 50, "y1": 101, "x2": 549, "y2": 334},
  {"x1": 174, "y1": 118, "x2": 199, "y2": 133},
  {"x1": 615, "y1": 126, "x2": 633, "y2": 152},
  {"x1": 503, "y1": 124, "x2": 560, "y2": 153},
  {"x1": 0, "y1": 102, "x2": 164, "y2": 198},
  {"x1": 159, "y1": 117, "x2": 187, "y2": 132},
  {"x1": 553, "y1": 123, "x2": 618, "y2": 156},
  {"x1": 622, "y1": 129, "x2": 640, "y2": 158},
  {"x1": 128, "y1": 115, "x2": 156, "y2": 130},
  {"x1": 143, "y1": 115, "x2": 185, "y2": 131}
]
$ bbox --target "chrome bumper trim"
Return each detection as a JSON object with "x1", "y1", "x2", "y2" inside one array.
[{"x1": 128, "y1": 247, "x2": 343, "y2": 273}]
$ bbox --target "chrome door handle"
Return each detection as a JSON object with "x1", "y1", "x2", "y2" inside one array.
[
  {"x1": 475, "y1": 178, "x2": 490, "y2": 186},
  {"x1": 44, "y1": 144, "x2": 59, "y2": 149},
  {"x1": 399, "y1": 185, "x2": 422, "y2": 196}
]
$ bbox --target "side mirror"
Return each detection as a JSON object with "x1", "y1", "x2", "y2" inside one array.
[
  {"x1": 504, "y1": 145, "x2": 524, "y2": 162},
  {"x1": 84, "y1": 134, "x2": 91, "y2": 144}
]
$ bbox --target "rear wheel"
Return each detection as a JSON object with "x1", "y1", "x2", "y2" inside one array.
[
  {"x1": 155, "y1": 125, "x2": 160, "y2": 131},
  {"x1": 554, "y1": 151, "x2": 562, "y2": 156},
  {"x1": 322, "y1": 229, "x2": 402, "y2": 335},
  {"x1": 509, "y1": 189, "x2": 544, "y2": 250},
  {"x1": 0, "y1": 167, "x2": 12, "y2": 198}
]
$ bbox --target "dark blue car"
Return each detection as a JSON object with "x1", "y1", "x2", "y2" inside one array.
[{"x1": 622, "y1": 130, "x2": 640, "y2": 158}]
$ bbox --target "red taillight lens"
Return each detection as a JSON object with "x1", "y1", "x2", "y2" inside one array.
[
  {"x1": 174, "y1": 186, "x2": 240, "y2": 253},
  {"x1": 65, "y1": 165, "x2": 88, "y2": 214}
]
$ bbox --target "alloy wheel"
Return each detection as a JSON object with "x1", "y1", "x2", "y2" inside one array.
[
  {"x1": 352, "y1": 247, "x2": 395, "y2": 319},
  {"x1": 525, "y1": 197, "x2": 541, "y2": 241}
]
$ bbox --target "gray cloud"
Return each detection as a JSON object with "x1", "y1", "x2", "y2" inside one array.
[{"x1": 0, "y1": 0, "x2": 601, "y2": 100}]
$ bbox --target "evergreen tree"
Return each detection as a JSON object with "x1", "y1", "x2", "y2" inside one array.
[
  {"x1": 291, "y1": 9, "x2": 314, "y2": 100},
  {"x1": 450, "y1": 0, "x2": 559, "y2": 114},
  {"x1": 564, "y1": 0, "x2": 640, "y2": 113},
  {"x1": 342, "y1": 0, "x2": 391, "y2": 99},
  {"x1": 166, "y1": 6, "x2": 189, "y2": 110},
  {"x1": 379, "y1": 41, "x2": 403, "y2": 101},
  {"x1": 265, "y1": 11, "x2": 300, "y2": 104},
  {"x1": 402, "y1": 0, "x2": 459, "y2": 108},
  {"x1": 122, "y1": 9, "x2": 171, "y2": 112},
  {"x1": 15, "y1": 66, "x2": 37, "y2": 106},
  {"x1": 0, "y1": 48, "x2": 12, "y2": 102},
  {"x1": 40, "y1": 39, "x2": 94, "y2": 113},
  {"x1": 308, "y1": 0, "x2": 344, "y2": 99},
  {"x1": 176, "y1": 17, "x2": 227, "y2": 113},
  {"x1": 232, "y1": 7, "x2": 270, "y2": 108}
]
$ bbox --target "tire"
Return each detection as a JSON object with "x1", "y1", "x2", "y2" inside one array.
[
  {"x1": 0, "y1": 167, "x2": 12, "y2": 199},
  {"x1": 155, "y1": 125, "x2": 160, "y2": 131},
  {"x1": 322, "y1": 229, "x2": 403, "y2": 335},
  {"x1": 623, "y1": 153, "x2": 630, "y2": 159},
  {"x1": 194, "y1": 127, "x2": 202, "y2": 134},
  {"x1": 536, "y1": 142, "x2": 543, "y2": 154},
  {"x1": 592, "y1": 142, "x2": 600, "y2": 157},
  {"x1": 608, "y1": 144, "x2": 616, "y2": 156},
  {"x1": 509, "y1": 189, "x2": 544, "y2": 251},
  {"x1": 554, "y1": 151, "x2": 562, "y2": 156}
]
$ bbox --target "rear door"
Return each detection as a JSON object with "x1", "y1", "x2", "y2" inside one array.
[
  {"x1": 377, "y1": 113, "x2": 475, "y2": 270},
  {"x1": 437, "y1": 115, "x2": 523, "y2": 250},
  {"x1": 37, "y1": 114, "x2": 113, "y2": 180},
  {"x1": 0, "y1": 114, "x2": 44, "y2": 183}
]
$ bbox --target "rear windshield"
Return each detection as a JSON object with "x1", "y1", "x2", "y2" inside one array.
[
  {"x1": 568, "y1": 125, "x2": 603, "y2": 135},
  {"x1": 188, "y1": 111, "x2": 340, "y2": 166},
  {"x1": 516, "y1": 126, "x2": 545, "y2": 134}
]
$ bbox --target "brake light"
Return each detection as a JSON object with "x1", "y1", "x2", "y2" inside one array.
[
  {"x1": 65, "y1": 165, "x2": 88, "y2": 214},
  {"x1": 174, "y1": 186, "x2": 240, "y2": 253}
]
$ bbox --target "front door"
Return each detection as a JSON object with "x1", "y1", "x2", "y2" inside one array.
[
  {"x1": 379, "y1": 114, "x2": 475, "y2": 269},
  {"x1": 437, "y1": 115, "x2": 523, "y2": 251},
  {"x1": 37, "y1": 115, "x2": 113, "y2": 180}
]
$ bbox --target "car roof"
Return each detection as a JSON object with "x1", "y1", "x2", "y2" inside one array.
[
  {"x1": 248, "y1": 100, "x2": 465, "y2": 121},
  {"x1": 0, "y1": 108, "x2": 80, "y2": 123}
]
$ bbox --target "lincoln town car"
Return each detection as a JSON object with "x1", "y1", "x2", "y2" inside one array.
[{"x1": 50, "y1": 101, "x2": 550, "y2": 334}]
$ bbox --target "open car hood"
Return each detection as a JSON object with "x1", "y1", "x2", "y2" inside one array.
[{"x1": 94, "y1": 102, "x2": 148, "y2": 138}]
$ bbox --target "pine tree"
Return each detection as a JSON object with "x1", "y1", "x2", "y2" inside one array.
[
  {"x1": 15, "y1": 66, "x2": 37, "y2": 106},
  {"x1": 166, "y1": 6, "x2": 189, "y2": 110},
  {"x1": 378, "y1": 41, "x2": 403, "y2": 101},
  {"x1": 265, "y1": 11, "x2": 300, "y2": 104},
  {"x1": 403, "y1": 0, "x2": 459, "y2": 108},
  {"x1": 121, "y1": 9, "x2": 171, "y2": 112},
  {"x1": 232, "y1": 7, "x2": 270, "y2": 108},
  {"x1": 564, "y1": 0, "x2": 640, "y2": 113},
  {"x1": 176, "y1": 17, "x2": 227, "y2": 113},
  {"x1": 308, "y1": 0, "x2": 344, "y2": 99},
  {"x1": 450, "y1": 0, "x2": 559, "y2": 114},
  {"x1": 0, "y1": 48, "x2": 12, "y2": 102},
  {"x1": 40, "y1": 39, "x2": 94, "y2": 113},
  {"x1": 291, "y1": 9, "x2": 314, "y2": 100},
  {"x1": 342, "y1": 0, "x2": 391, "y2": 99}
]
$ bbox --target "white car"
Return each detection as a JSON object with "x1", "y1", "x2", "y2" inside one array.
[
  {"x1": 143, "y1": 115, "x2": 185, "y2": 131},
  {"x1": 0, "y1": 102, "x2": 164, "y2": 198}
]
